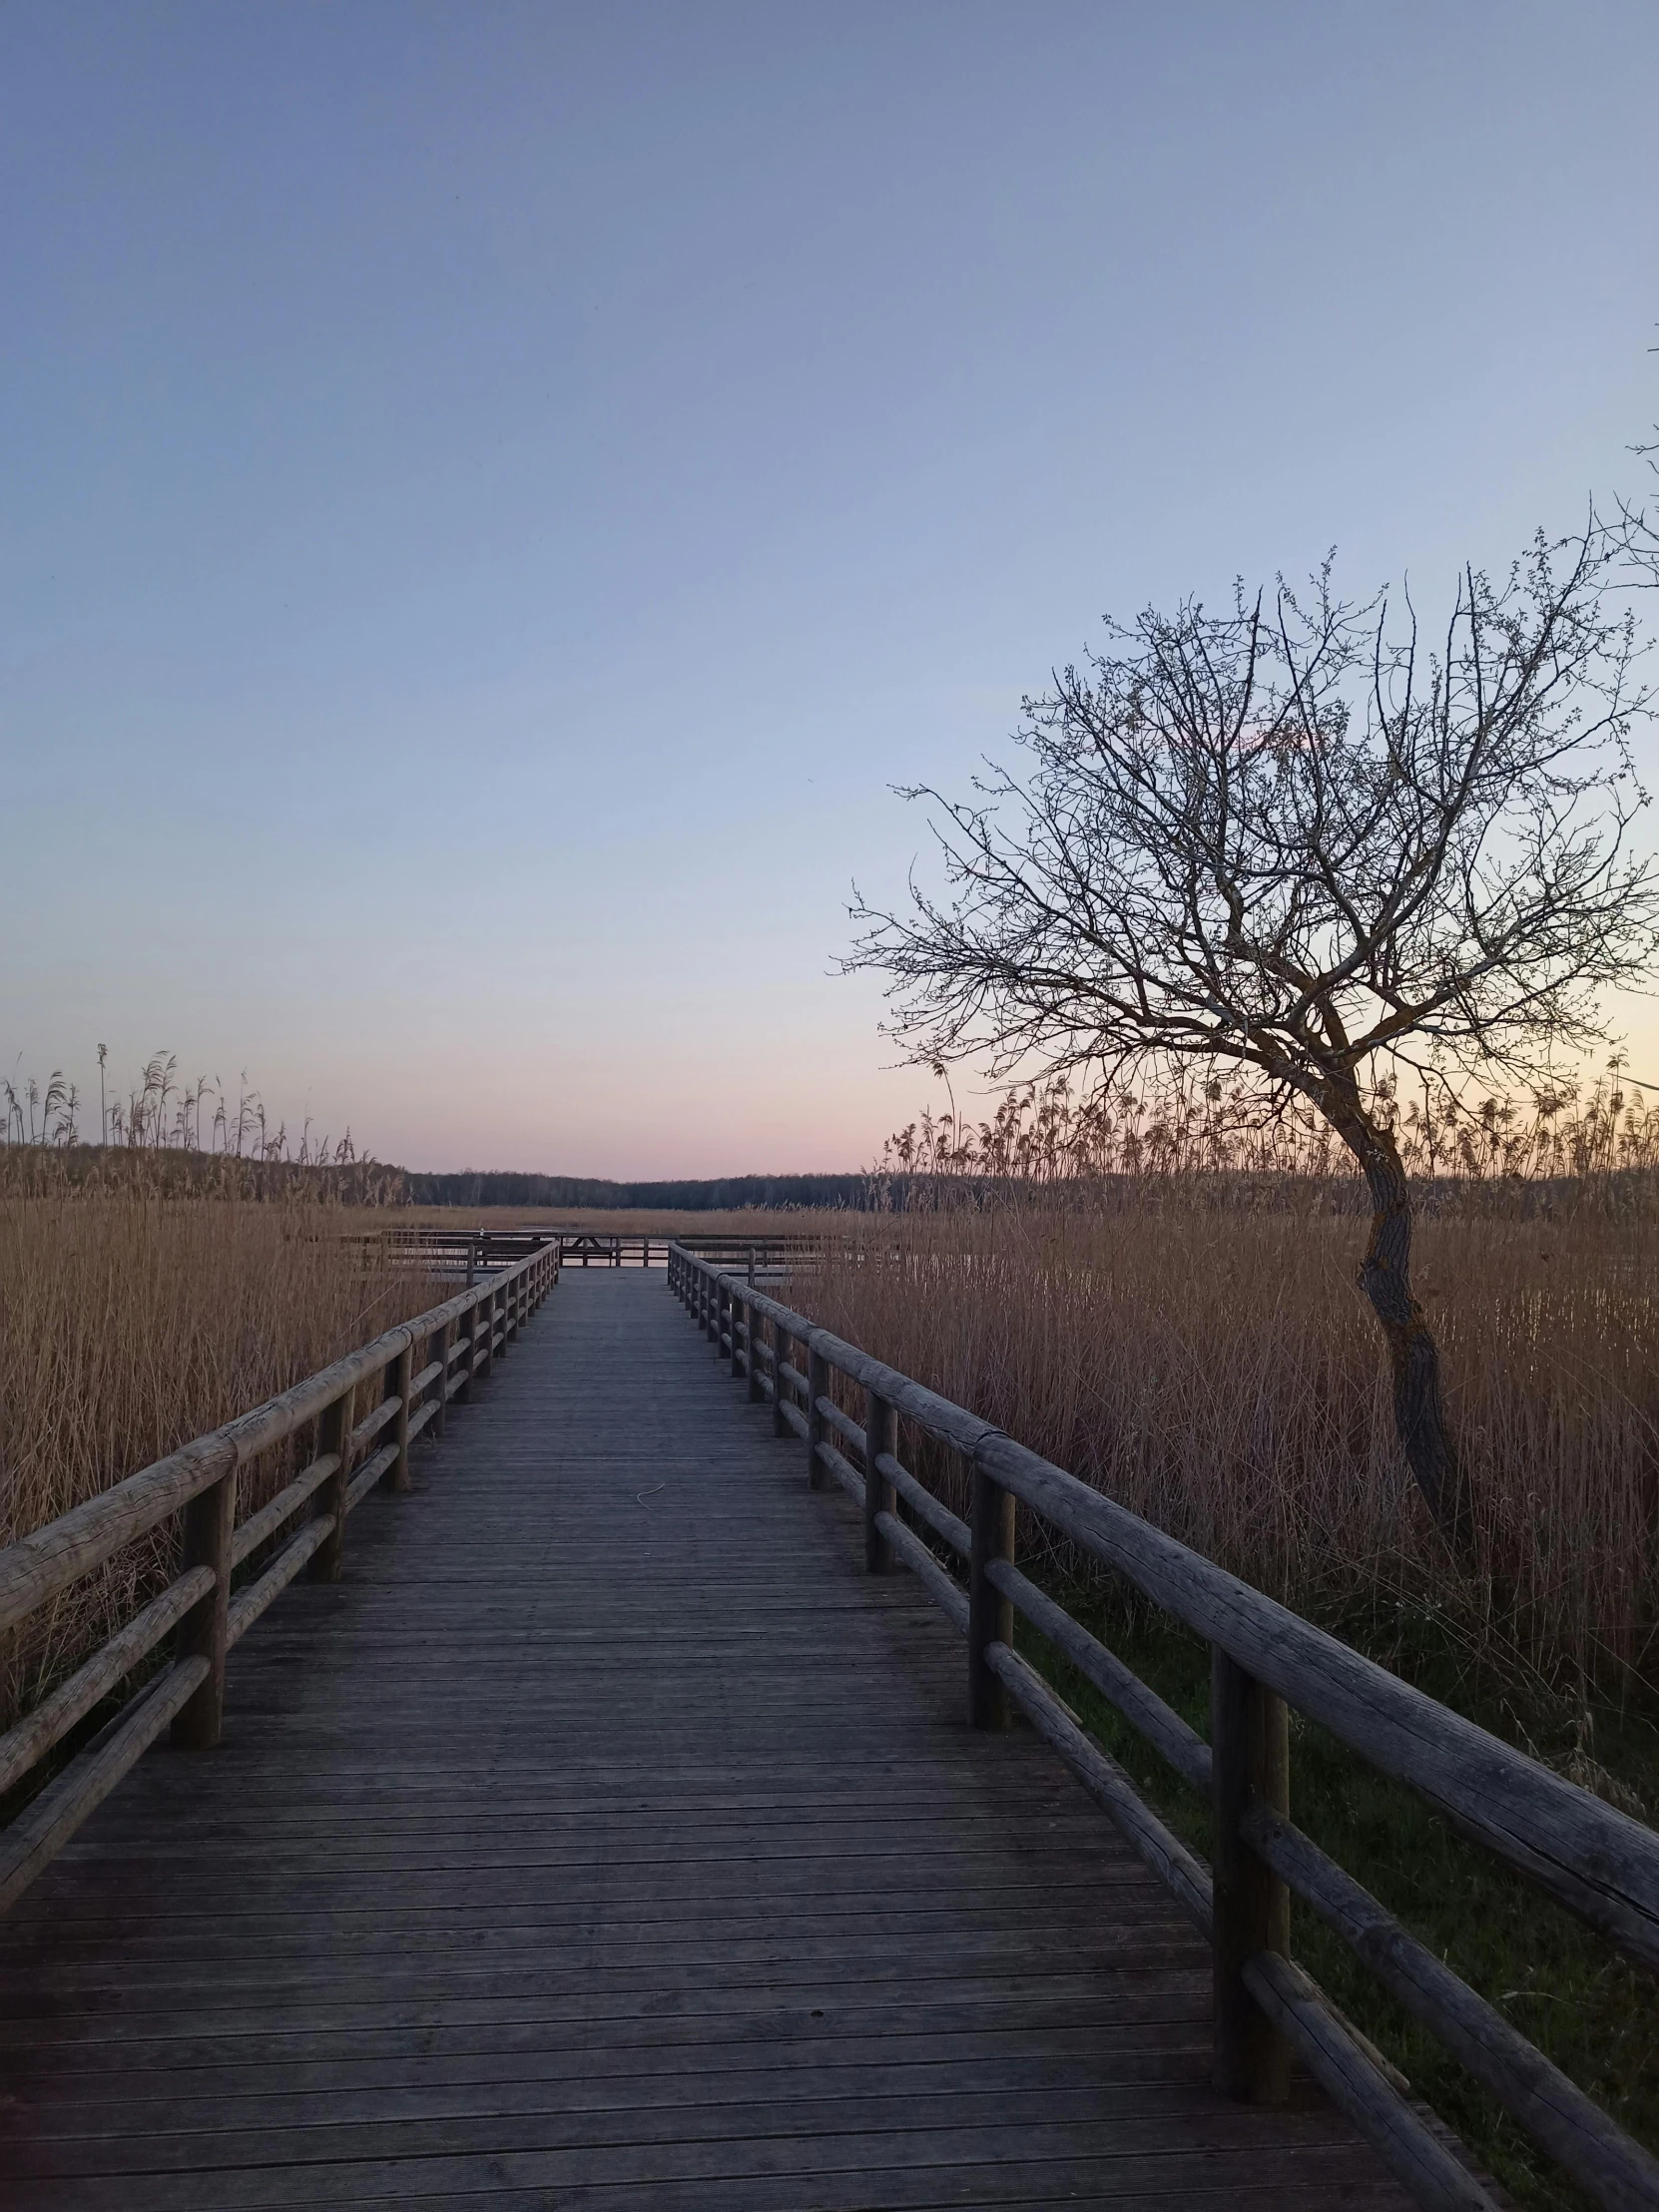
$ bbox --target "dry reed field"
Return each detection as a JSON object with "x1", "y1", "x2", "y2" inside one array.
[
  {"x1": 0, "y1": 1195, "x2": 442, "y2": 1735},
  {"x1": 796, "y1": 1193, "x2": 1659, "y2": 1723}
]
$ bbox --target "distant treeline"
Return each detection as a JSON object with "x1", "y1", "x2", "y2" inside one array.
[
  {"x1": 0, "y1": 1144, "x2": 407, "y2": 1206},
  {"x1": 400, "y1": 1171, "x2": 871, "y2": 1212},
  {"x1": 0, "y1": 1146, "x2": 873, "y2": 1211},
  {"x1": 9, "y1": 1144, "x2": 1656, "y2": 1223}
]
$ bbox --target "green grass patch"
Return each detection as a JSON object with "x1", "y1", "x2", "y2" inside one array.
[{"x1": 1020, "y1": 1579, "x2": 1659, "y2": 2212}]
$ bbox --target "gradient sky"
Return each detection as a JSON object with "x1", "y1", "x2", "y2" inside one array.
[{"x1": 5, "y1": 1, "x2": 1659, "y2": 1176}]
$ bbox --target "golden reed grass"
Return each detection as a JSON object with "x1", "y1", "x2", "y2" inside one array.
[
  {"x1": 794, "y1": 1197, "x2": 1659, "y2": 1703},
  {"x1": 0, "y1": 1196, "x2": 441, "y2": 1729}
]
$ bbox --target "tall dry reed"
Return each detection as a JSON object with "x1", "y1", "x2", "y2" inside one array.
[
  {"x1": 795, "y1": 1200, "x2": 1659, "y2": 1701},
  {"x1": 0, "y1": 1198, "x2": 442, "y2": 1727}
]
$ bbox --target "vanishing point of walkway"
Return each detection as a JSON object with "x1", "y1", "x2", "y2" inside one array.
[{"x1": 1, "y1": 1273, "x2": 1409, "y2": 2208}]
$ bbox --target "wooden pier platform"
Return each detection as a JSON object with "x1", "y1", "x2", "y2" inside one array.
[{"x1": 0, "y1": 1272, "x2": 1409, "y2": 2209}]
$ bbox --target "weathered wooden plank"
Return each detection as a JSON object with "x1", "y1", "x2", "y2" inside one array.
[
  {"x1": 15, "y1": 2076, "x2": 1312, "y2": 2176},
  {"x1": 1, "y1": 2125, "x2": 1415, "y2": 2212}
]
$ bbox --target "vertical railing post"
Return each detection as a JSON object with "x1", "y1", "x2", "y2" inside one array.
[
  {"x1": 806, "y1": 1342, "x2": 829, "y2": 1489},
  {"x1": 968, "y1": 1461, "x2": 1014, "y2": 1729},
  {"x1": 714, "y1": 1279, "x2": 728, "y2": 1359},
  {"x1": 864, "y1": 1389, "x2": 896, "y2": 1573},
  {"x1": 478, "y1": 1284, "x2": 496, "y2": 1382},
  {"x1": 454, "y1": 1300, "x2": 475, "y2": 1404},
  {"x1": 384, "y1": 1341, "x2": 413, "y2": 1493},
  {"x1": 171, "y1": 1456, "x2": 237, "y2": 1750},
  {"x1": 432, "y1": 1318, "x2": 451, "y2": 1438},
  {"x1": 312, "y1": 1388, "x2": 353, "y2": 1582},
  {"x1": 774, "y1": 1321, "x2": 793, "y2": 1437},
  {"x1": 730, "y1": 1289, "x2": 746, "y2": 1381},
  {"x1": 1211, "y1": 1650, "x2": 1292, "y2": 2102},
  {"x1": 746, "y1": 1298, "x2": 764, "y2": 1401}
]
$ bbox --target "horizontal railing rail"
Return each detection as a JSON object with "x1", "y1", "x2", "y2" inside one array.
[
  {"x1": 0, "y1": 1237, "x2": 560, "y2": 1918},
  {"x1": 669, "y1": 1244, "x2": 1659, "y2": 2212},
  {"x1": 372, "y1": 1227, "x2": 823, "y2": 1274}
]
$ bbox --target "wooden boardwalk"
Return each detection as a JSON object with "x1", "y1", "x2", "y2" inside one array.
[{"x1": 1, "y1": 1272, "x2": 1410, "y2": 2210}]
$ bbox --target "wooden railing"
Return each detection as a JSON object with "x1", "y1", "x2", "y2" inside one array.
[
  {"x1": 0, "y1": 1238, "x2": 560, "y2": 1918},
  {"x1": 381, "y1": 1227, "x2": 554, "y2": 1278},
  {"x1": 380, "y1": 1227, "x2": 821, "y2": 1274},
  {"x1": 669, "y1": 1246, "x2": 1659, "y2": 2212}
]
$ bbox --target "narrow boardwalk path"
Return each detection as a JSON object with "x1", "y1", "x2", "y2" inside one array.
[{"x1": 1, "y1": 1274, "x2": 1409, "y2": 2209}]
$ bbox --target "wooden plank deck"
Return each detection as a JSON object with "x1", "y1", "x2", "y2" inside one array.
[{"x1": 0, "y1": 1272, "x2": 1412, "y2": 2209}]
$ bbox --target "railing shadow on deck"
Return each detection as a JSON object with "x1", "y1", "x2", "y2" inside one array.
[{"x1": 671, "y1": 1244, "x2": 1659, "y2": 2212}]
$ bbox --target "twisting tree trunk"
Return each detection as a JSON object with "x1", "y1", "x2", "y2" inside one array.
[{"x1": 1325, "y1": 1087, "x2": 1474, "y2": 1561}]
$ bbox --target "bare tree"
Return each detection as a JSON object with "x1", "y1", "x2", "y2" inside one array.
[{"x1": 846, "y1": 526, "x2": 1658, "y2": 1551}]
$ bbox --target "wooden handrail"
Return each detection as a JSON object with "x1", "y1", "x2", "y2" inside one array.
[
  {"x1": 669, "y1": 1243, "x2": 1659, "y2": 2212},
  {"x1": 0, "y1": 1262, "x2": 549, "y2": 1640},
  {"x1": 0, "y1": 1237, "x2": 560, "y2": 1917}
]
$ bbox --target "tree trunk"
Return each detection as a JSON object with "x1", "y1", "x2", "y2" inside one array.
[{"x1": 1327, "y1": 1096, "x2": 1474, "y2": 1560}]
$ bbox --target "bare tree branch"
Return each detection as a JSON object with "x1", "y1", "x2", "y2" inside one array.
[{"x1": 845, "y1": 523, "x2": 1658, "y2": 1552}]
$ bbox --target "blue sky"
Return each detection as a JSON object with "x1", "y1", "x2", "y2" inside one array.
[{"x1": 4, "y1": 1, "x2": 1658, "y2": 1174}]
